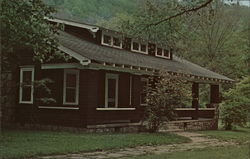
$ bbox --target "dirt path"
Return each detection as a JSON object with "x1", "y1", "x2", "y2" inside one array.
[{"x1": 38, "y1": 132, "x2": 235, "y2": 159}]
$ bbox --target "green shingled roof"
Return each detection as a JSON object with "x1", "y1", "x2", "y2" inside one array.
[{"x1": 58, "y1": 31, "x2": 234, "y2": 83}]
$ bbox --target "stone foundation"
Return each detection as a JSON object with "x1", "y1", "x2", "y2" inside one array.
[
  {"x1": 163, "y1": 119, "x2": 217, "y2": 131},
  {"x1": 11, "y1": 123, "x2": 141, "y2": 133}
]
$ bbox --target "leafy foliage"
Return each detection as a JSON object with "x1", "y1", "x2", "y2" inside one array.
[
  {"x1": 44, "y1": 0, "x2": 139, "y2": 24},
  {"x1": 144, "y1": 71, "x2": 191, "y2": 132},
  {"x1": 0, "y1": 0, "x2": 64, "y2": 65},
  {"x1": 34, "y1": 78, "x2": 56, "y2": 104},
  {"x1": 220, "y1": 76, "x2": 250, "y2": 130}
]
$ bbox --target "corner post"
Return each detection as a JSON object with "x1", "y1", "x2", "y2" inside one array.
[
  {"x1": 210, "y1": 84, "x2": 220, "y2": 129},
  {"x1": 192, "y1": 82, "x2": 199, "y2": 120}
]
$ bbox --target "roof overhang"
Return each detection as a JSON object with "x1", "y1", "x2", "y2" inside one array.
[{"x1": 46, "y1": 17, "x2": 99, "y2": 33}]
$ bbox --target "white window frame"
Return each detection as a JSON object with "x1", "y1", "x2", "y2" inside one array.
[
  {"x1": 19, "y1": 67, "x2": 34, "y2": 104},
  {"x1": 140, "y1": 77, "x2": 149, "y2": 106},
  {"x1": 105, "y1": 73, "x2": 119, "y2": 108},
  {"x1": 101, "y1": 31, "x2": 122, "y2": 49},
  {"x1": 131, "y1": 40, "x2": 148, "y2": 54},
  {"x1": 155, "y1": 47, "x2": 171, "y2": 59},
  {"x1": 63, "y1": 69, "x2": 79, "y2": 105}
]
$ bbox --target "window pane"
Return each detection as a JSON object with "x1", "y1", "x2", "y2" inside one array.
[
  {"x1": 23, "y1": 71, "x2": 32, "y2": 84},
  {"x1": 164, "y1": 49, "x2": 170, "y2": 57},
  {"x1": 66, "y1": 73, "x2": 76, "y2": 87},
  {"x1": 113, "y1": 37, "x2": 121, "y2": 47},
  {"x1": 108, "y1": 78, "x2": 116, "y2": 107},
  {"x1": 141, "y1": 44, "x2": 146, "y2": 52},
  {"x1": 132, "y1": 42, "x2": 139, "y2": 50},
  {"x1": 66, "y1": 88, "x2": 76, "y2": 103},
  {"x1": 157, "y1": 48, "x2": 162, "y2": 56},
  {"x1": 22, "y1": 86, "x2": 31, "y2": 101},
  {"x1": 103, "y1": 35, "x2": 111, "y2": 45}
]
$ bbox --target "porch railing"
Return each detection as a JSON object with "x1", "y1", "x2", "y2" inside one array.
[{"x1": 174, "y1": 107, "x2": 216, "y2": 120}]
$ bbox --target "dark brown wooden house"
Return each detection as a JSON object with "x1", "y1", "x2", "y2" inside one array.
[{"x1": 16, "y1": 18, "x2": 234, "y2": 130}]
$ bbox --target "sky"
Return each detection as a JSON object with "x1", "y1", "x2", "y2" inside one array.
[{"x1": 225, "y1": 0, "x2": 250, "y2": 6}]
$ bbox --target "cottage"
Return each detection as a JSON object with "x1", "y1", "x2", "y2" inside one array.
[{"x1": 16, "y1": 18, "x2": 234, "y2": 131}]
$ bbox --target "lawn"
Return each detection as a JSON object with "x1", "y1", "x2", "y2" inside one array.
[
  {"x1": 121, "y1": 145, "x2": 250, "y2": 159},
  {"x1": 199, "y1": 127, "x2": 250, "y2": 144},
  {"x1": 0, "y1": 129, "x2": 190, "y2": 159},
  {"x1": 121, "y1": 127, "x2": 250, "y2": 159}
]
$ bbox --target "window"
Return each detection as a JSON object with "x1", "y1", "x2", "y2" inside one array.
[
  {"x1": 164, "y1": 49, "x2": 170, "y2": 57},
  {"x1": 155, "y1": 47, "x2": 170, "y2": 59},
  {"x1": 132, "y1": 42, "x2": 139, "y2": 51},
  {"x1": 113, "y1": 37, "x2": 121, "y2": 47},
  {"x1": 103, "y1": 35, "x2": 111, "y2": 45},
  {"x1": 140, "y1": 77, "x2": 148, "y2": 106},
  {"x1": 105, "y1": 74, "x2": 119, "y2": 108},
  {"x1": 63, "y1": 69, "x2": 79, "y2": 105},
  {"x1": 101, "y1": 32, "x2": 122, "y2": 48},
  {"x1": 19, "y1": 67, "x2": 34, "y2": 104},
  {"x1": 157, "y1": 48, "x2": 162, "y2": 56},
  {"x1": 131, "y1": 40, "x2": 148, "y2": 54}
]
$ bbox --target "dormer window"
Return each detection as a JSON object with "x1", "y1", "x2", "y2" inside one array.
[
  {"x1": 113, "y1": 37, "x2": 121, "y2": 47},
  {"x1": 131, "y1": 40, "x2": 148, "y2": 54},
  {"x1": 103, "y1": 35, "x2": 112, "y2": 45},
  {"x1": 101, "y1": 31, "x2": 122, "y2": 49},
  {"x1": 155, "y1": 47, "x2": 170, "y2": 59}
]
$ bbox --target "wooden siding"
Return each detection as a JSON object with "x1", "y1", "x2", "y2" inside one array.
[
  {"x1": 17, "y1": 69, "x2": 144, "y2": 127},
  {"x1": 85, "y1": 70, "x2": 143, "y2": 125}
]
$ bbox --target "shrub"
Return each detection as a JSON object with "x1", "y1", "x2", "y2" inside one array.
[
  {"x1": 143, "y1": 71, "x2": 191, "y2": 132},
  {"x1": 220, "y1": 76, "x2": 250, "y2": 130}
]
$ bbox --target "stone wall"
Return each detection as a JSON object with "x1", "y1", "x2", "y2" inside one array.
[
  {"x1": 164, "y1": 119, "x2": 218, "y2": 131},
  {"x1": 11, "y1": 123, "x2": 141, "y2": 133}
]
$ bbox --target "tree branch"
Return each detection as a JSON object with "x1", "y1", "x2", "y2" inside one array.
[{"x1": 150, "y1": 0, "x2": 213, "y2": 26}]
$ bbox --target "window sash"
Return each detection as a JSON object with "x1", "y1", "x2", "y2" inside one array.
[
  {"x1": 63, "y1": 69, "x2": 79, "y2": 105},
  {"x1": 19, "y1": 67, "x2": 34, "y2": 104},
  {"x1": 131, "y1": 40, "x2": 148, "y2": 54},
  {"x1": 101, "y1": 32, "x2": 122, "y2": 48},
  {"x1": 155, "y1": 47, "x2": 171, "y2": 59}
]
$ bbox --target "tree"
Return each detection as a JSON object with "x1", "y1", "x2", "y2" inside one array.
[
  {"x1": 0, "y1": 0, "x2": 64, "y2": 131},
  {"x1": 0, "y1": 0, "x2": 63, "y2": 65},
  {"x1": 143, "y1": 71, "x2": 191, "y2": 132},
  {"x1": 220, "y1": 76, "x2": 250, "y2": 130}
]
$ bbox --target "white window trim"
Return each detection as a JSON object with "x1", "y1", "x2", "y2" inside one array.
[
  {"x1": 96, "y1": 108, "x2": 135, "y2": 111},
  {"x1": 101, "y1": 31, "x2": 122, "y2": 49},
  {"x1": 39, "y1": 106, "x2": 79, "y2": 110},
  {"x1": 131, "y1": 40, "x2": 148, "y2": 54},
  {"x1": 140, "y1": 77, "x2": 149, "y2": 106},
  {"x1": 63, "y1": 69, "x2": 79, "y2": 105},
  {"x1": 105, "y1": 73, "x2": 119, "y2": 108},
  {"x1": 155, "y1": 47, "x2": 171, "y2": 59},
  {"x1": 19, "y1": 67, "x2": 34, "y2": 104}
]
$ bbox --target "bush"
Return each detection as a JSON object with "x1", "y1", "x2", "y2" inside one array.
[
  {"x1": 143, "y1": 71, "x2": 191, "y2": 132},
  {"x1": 220, "y1": 76, "x2": 250, "y2": 130}
]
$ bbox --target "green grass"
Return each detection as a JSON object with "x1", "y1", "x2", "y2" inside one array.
[
  {"x1": 199, "y1": 127, "x2": 250, "y2": 144},
  {"x1": 121, "y1": 145, "x2": 250, "y2": 159},
  {"x1": 0, "y1": 129, "x2": 190, "y2": 159},
  {"x1": 121, "y1": 127, "x2": 250, "y2": 159}
]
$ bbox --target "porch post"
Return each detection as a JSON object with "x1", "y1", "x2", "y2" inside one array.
[
  {"x1": 210, "y1": 84, "x2": 220, "y2": 129},
  {"x1": 210, "y1": 84, "x2": 220, "y2": 104},
  {"x1": 192, "y1": 82, "x2": 199, "y2": 120}
]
